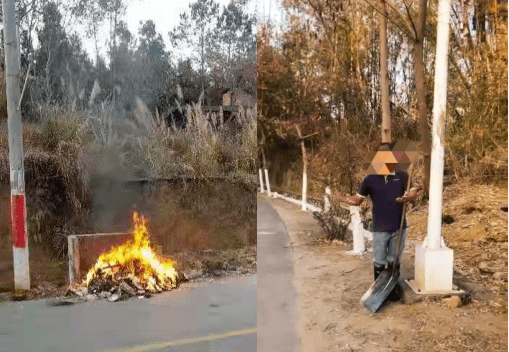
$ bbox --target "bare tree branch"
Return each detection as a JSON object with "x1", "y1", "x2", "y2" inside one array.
[
  {"x1": 400, "y1": 0, "x2": 418, "y2": 36},
  {"x1": 385, "y1": 0, "x2": 416, "y2": 37},
  {"x1": 360, "y1": 0, "x2": 415, "y2": 39}
]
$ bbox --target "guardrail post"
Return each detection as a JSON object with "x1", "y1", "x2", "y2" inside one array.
[
  {"x1": 259, "y1": 168, "x2": 265, "y2": 193},
  {"x1": 264, "y1": 168, "x2": 271, "y2": 197},
  {"x1": 350, "y1": 206, "x2": 365, "y2": 254},
  {"x1": 324, "y1": 187, "x2": 331, "y2": 212}
]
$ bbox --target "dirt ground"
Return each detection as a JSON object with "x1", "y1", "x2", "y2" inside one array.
[{"x1": 268, "y1": 195, "x2": 508, "y2": 352}]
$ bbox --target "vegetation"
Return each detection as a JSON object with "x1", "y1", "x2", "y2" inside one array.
[
  {"x1": 0, "y1": 0, "x2": 256, "y2": 266},
  {"x1": 258, "y1": 1, "x2": 508, "y2": 324},
  {"x1": 313, "y1": 204, "x2": 351, "y2": 241},
  {"x1": 258, "y1": 0, "x2": 508, "y2": 196}
]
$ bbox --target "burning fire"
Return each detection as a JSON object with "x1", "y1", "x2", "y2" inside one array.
[{"x1": 84, "y1": 212, "x2": 177, "y2": 293}]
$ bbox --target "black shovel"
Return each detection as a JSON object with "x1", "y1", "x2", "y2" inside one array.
[{"x1": 361, "y1": 166, "x2": 413, "y2": 313}]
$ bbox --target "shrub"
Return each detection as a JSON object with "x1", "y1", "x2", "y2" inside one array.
[{"x1": 313, "y1": 204, "x2": 351, "y2": 241}]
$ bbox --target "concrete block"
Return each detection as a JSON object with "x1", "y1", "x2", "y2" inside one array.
[
  {"x1": 414, "y1": 243, "x2": 454, "y2": 292},
  {"x1": 400, "y1": 279, "x2": 463, "y2": 304}
]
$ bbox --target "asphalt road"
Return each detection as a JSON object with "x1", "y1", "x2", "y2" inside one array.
[
  {"x1": 257, "y1": 196, "x2": 300, "y2": 352},
  {"x1": 0, "y1": 275, "x2": 256, "y2": 352}
]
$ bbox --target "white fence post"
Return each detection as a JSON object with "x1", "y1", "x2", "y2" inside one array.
[
  {"x1": 350, "y1": 206, "x2": 365, "y2": 254},
  {"x1": 324, "y1": 187, "x2": 331, "y2": 212},
  {"x1": 301, "y1": 171, "x2": 307, "y2": 211},
  {"x1": 264, "y1": 168, "x2": 271, "y2": 197},
  {"x1": 258, "y1": 168, "x2": 265, "y2": 193}
]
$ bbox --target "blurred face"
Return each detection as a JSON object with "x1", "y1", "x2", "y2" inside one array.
[
  {"x1": 363, "y1": 142, "x2": 417, "y2": 175},
  {"x1": 368, "y1": 150, "x2": 397, "y2": 175}
]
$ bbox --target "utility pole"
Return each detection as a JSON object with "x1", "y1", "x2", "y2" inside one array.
[
  {"x1": 427, "y1": 0, "x2": 451, "y2": 250},
  {"x1": 3, "y1": 0, "x2": 30, "y2": 291},
  {"x1": 379, "y1": 0, "x2": 392, "y2": 144},
  {"x1": 407, "y1": 0, "x2": 461, "y2": 295}
]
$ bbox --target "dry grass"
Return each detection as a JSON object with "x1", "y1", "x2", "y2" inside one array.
[
  {"x1": 145, "y1": 104, "x2": 256, "y2": 183},
  {"x1": 407, "y1": 181, "x2": 508, "y2": 296}
]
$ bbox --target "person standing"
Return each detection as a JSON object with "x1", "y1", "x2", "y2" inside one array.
[{"x1": 346, "y1": 143, "x2": 420, "y2": 299}]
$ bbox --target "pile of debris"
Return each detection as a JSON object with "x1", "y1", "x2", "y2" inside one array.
[
  {"x1": 67, "y1": 276, "x2": 177, "y2": 302},
  {"x1": 67, "y1": 212, "x2": 184, "y2": 302}
]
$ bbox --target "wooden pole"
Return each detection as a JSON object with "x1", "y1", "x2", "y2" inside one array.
[
  {"x1": 379, "y1": 0, "x2": 392, "y2": 143},
  {"x1": 68, "y1": 235, "x2": 80, "y2": 284},
  {"x1": 3, "y1": 0, "x2": 30, "y2": 291},
  {"x1": 414, "y1": 0, "x2": 431, "y2": 193}
]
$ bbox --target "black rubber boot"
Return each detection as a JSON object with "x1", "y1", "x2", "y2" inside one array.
[{"x1": 374, "y1": 263, "x2": 385, "y2": 281}]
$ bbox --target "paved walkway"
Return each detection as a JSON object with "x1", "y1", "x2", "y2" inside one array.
[{"x1": 257, "y1": 196, "x2": 300, "y2": 352}]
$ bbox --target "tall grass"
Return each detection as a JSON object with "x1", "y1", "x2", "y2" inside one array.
[
  {"x1": 145, "y1": 102, "x2": 257, "y2": 183},
  {"x1": 0, "y1": 89, "x2": 257, "y2": 259}
]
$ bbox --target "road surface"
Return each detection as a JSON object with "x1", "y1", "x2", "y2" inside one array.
[
  {"x1": 257, "y1": 196, "x2": 300, "y2": 352},
  {"x1": 0, "y1": 275, "x2": 256, "y2": 352}
]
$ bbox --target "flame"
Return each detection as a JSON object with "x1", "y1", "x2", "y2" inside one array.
[{"x1": 84, "y1": 212, "x2": 177, "y2": 292}]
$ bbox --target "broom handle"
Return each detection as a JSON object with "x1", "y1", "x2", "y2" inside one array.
[{"x1": 393, "y1": 165, "x2": 413, "y2": 272}]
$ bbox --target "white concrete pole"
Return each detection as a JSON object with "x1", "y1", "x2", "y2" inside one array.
[
  {"x1": 408, "y1": 0, "x2": 458, "y2": 294},
  {"x1": 324, "y1": 187, "x2": 331, "y2": 212},
  {"x1": 301, "y1": 171, "x2": 307, "y2": 211},
  {"x1": 350, "y1": 206, "x2": 365, "y2": 254},
  {"x1": 427, "y1": 0, "x2": 451, "y2": 249},
  {"x1": 3, "y1": 0, "x2": 30, "y2": 291},
  {"x1": 259, "y1": 168, "x2": 265, "y2": 193},
  {"x1": 264, "y1": 168, "x2": 271, "y2": 196}
]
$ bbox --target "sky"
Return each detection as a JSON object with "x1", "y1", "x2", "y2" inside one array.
[
  {"x1": 257, "y1": 0, "x2": 286, "y2": 26},
  {"x1": 79, "y1": 0, "x2": 257, "y2": 64}
]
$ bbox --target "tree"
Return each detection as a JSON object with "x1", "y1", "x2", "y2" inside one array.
[
  {"x1": 69, "y1": 0, "x2": 108, "y2": 62},
  {"x1": 138, "y1": 20, "x2": 167, "y2": 60},
  {"x1": 32, "y1": 2, "x2": 71, "y2": 104},
  {"x1": 169, "y1": 0, "x2": 219, "y2": 90},
  {"x1": 413, "y1": 0, "x2": 432, "y2": 193},
  {"x1": 135, "y1": 20, "x2": 172, "y2": 111},
  {"x1": 211, "y1": 0, "x2": 256, "y2": 88}
]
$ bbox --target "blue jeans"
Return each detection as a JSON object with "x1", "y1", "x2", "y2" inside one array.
[{"x1": 372, "y1": 228, "x2": 407, "y2": 267}]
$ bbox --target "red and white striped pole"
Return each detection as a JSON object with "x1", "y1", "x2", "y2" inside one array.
[{"x1": 3, "y1": 0, "x2": 30, "y2": 291}]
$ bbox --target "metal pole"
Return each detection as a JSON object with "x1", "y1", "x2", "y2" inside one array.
[
  {"x1": 3, "y1": 0, "x2": 30, "y2": 290},
  {"x1": 427, "y1": 0, "x2": 451, "y2": 249}
]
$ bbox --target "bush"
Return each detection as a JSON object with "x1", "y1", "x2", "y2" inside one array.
[{"x1": 313, "y1": 204, "x2": 351, "y2": 241}]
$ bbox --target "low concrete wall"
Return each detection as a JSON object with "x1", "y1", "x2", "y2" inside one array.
[{"x1": 68, "y1": 233, "x2": 131, "y2": 284}]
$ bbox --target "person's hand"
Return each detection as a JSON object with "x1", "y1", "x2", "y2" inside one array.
[
  {"x1": 396, "y1": 192, "x2": 412, "y2": 202},
  {"x1": 396, "y1": 185, "x2": 421, "y2": 202},
  {"x1": 346, "y1": 195, "x2": 362, "y2": 206}
]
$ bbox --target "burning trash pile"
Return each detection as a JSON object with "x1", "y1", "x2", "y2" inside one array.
[{"x1": 70, "y1": 212, "x2": 180, "y2": 302}]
